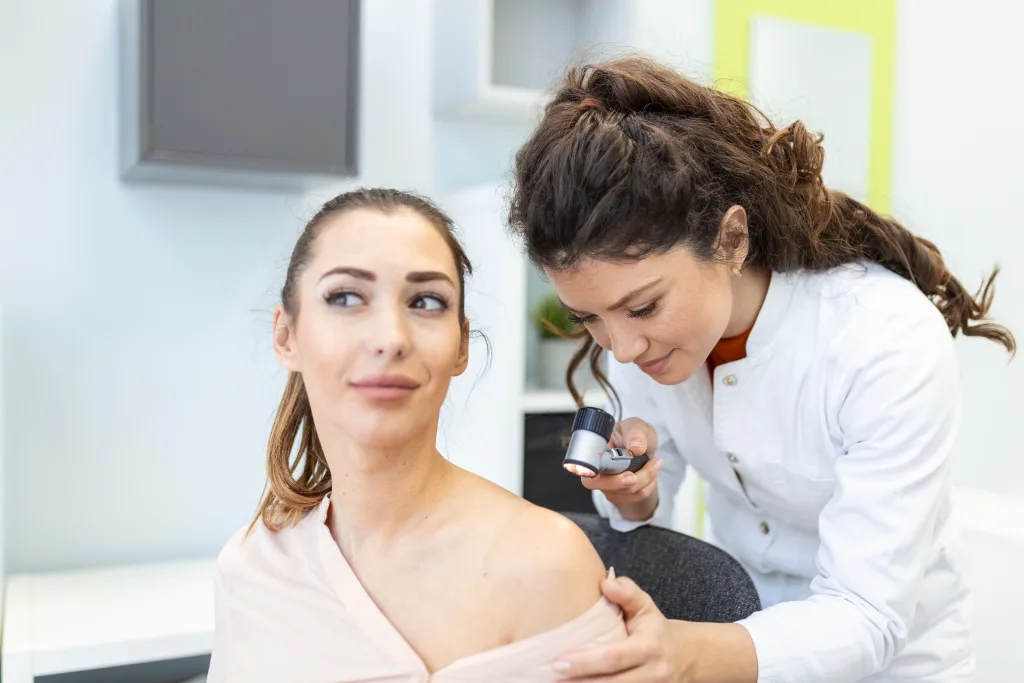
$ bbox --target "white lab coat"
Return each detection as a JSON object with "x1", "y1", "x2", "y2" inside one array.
[{"x1": 594, "y1": 263, "x2": 974, "y2": 683}]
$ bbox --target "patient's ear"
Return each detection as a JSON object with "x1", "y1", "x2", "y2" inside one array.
[
  {"x1": 273, "y1": 306, "x2": 301, "y2": 372},
  {"x1": 453, "y1": 319, "x2": 470, "y2": 377}
]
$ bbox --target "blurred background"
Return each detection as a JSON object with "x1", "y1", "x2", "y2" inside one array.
[{"x1": 0, "y1": 1, "x2": 1021, "y2": 681}]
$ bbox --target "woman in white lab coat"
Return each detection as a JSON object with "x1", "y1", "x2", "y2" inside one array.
[{"x1": 507, "y1": 57, "x2": 1015, "y2": 682}]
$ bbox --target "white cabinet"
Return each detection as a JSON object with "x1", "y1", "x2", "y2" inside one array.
[{"x1": 433, "y1": 0, "x2": 708, "y2": 122}]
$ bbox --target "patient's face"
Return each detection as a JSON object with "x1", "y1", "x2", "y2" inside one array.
[{"x1": 276, "y1": 208, "x2": 469, "y2": 450}]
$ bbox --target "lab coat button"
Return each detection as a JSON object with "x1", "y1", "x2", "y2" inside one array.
[
  {"x1": 727, "y1": 453, "x2": 739, "y2": 464},
  {"x1": 759, "y1": 521, "x2": 770, "y2": 535},
  {"x1": 724, "y1": 374, "x2": 738, "y2": 387}
]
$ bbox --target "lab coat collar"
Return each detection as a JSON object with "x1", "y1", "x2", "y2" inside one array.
[{"x1": 745, "y1": 270, "x2": 798, "y2": 357}]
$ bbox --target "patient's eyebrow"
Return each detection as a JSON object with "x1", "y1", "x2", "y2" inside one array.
[
  {"x1": 318, "y1": 267, "x2": 375, "y2": 282},
  {"x1": 318, "y1": 267, "x2": 455, "y2": 287},
  {"x1": 406, "y1": 270, "x2": 455, "y2": 286}
]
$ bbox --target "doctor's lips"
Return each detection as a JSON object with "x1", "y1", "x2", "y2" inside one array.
[
  {"x1": 350, "y1": 373, "x2": 421, "y2": 400},
  {"x1": 636, "y1": 350, "x2": 673, "y2": 375}
]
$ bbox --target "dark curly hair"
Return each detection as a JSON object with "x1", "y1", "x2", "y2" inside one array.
[{"x1": 508, "y1": 57, "x2": 1014, "y2": 405}]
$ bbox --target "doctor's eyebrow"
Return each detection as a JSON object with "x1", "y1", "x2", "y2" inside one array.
[
  {"x1": 608, "y1": 279, "x2": 663, "y2": 310},
  {"x1": 559, "y1": 300, "x2": 584, "y2": 315},
  {"x1": 561, "y1": 279, "x2": 664, "y2": 316}
]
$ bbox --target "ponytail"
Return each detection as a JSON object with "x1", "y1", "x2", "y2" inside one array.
[
  {"x1": 248, "y1": 372, "x2": 330, "y2": 535},
  {"x1": 762, "y1": 120, "x2": 1015, "y2": 355},
  {"x1": 822, "y1": 192, "x2": 1014, "y2": 353}
]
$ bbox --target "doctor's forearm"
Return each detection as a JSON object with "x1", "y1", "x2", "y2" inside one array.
[{"x1": 673, "y1": 620, "x2": 758, "y2": 683}]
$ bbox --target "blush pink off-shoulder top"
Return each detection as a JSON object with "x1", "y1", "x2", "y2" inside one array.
[{"x1": 207, "y1": 496, "x2": 626, "y2": 682}]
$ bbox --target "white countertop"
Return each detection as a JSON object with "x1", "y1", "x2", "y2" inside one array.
[
  {"x1": 2, "y1": 557, "x2": 216, "y2": 680},
  {"x1": 521, "y1": 387, "x2": 606, "y2": 414}
]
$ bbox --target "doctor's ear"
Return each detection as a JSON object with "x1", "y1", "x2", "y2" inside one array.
[
  {"x1": 716, "y1": 205, "x2": 750, "y2": 272},
  {"x1": 273, "y1": 305, "x2": 301, "y2": 372}
]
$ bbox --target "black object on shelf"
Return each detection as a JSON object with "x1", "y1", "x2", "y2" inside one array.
[
  {"x1": 523, "y1": 412, "x2": 595, "y2": 514},
  {"x1": 37, "y1": 654, "x2": 210, "y2": 683}
]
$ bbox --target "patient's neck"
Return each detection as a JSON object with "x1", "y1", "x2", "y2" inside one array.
[{"x1": 321, "y1": 425, "x2": 456, "y2": 556}]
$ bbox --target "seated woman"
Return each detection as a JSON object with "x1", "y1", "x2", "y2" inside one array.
[{"x1": 207, "y1": 189, "x2": 625, "y2": 682}]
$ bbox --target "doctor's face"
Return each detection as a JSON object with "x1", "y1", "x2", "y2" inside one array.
[{"x1": 545, "y1": 246, "x2": 736, "y2": 385}]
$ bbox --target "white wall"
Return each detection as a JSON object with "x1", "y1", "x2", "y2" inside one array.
[
  {"x1": 0, "y1": 0, "x2": 434, "y2": 572},
  {"x1": 438, "y1": 184, "x2": 527, "y2": 495},
  {"x1": 894, "y1": 0, "x2": 1024, "y2": 498},
  {"x1": 0, "y1": 310, "x2": 5, "y2": 610},
  {"x1": 893, "y1": 3, "x2": 1024, "y2": 676}
]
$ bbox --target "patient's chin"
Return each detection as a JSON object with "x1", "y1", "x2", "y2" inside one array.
[{"x1": 342, "y1": 416, "x2": 431, "y2": 451}]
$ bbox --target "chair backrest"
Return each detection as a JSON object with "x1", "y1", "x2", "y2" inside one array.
[{"x1": 562, "y1": 512, "x2": 761, "y2": 623}]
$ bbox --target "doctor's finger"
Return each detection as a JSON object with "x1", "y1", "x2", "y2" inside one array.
[
  {"x1": 626, "y1": 457, "x2": 662, "y2": 491},
  {"x1": 560, "y1": 668, "x2": 651, "y2": 683},
  {"x1": 579, "y1": 459, "x2": 660, "y2": 493},
  {"x1": 611, "y1": 418, "x2": 658, "y2": 456},
  {"x1": 613, "y1": 475, "x2": 659, "y2": 503},
  {"x1": 580, "y1": 472, "x2": 627, "y2": 491},
  {"x1": 608, "y1": 458, "x2": 662, "y2": 495},
  {"x1": 554, "y1": 639, "x2": 651, "y2": 679}
]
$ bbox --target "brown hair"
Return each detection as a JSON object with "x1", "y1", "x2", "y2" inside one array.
[
  {"x1": 249, "y1": 188, "x2": 474, "y2": 534},
  {"x1": 508, "y1": 57, "x2": 1015, "y2": 408}
]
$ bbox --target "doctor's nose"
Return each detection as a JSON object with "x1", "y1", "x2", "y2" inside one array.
[{"x1": 607, "y1": 326, "x2": 647, "y2": 365}]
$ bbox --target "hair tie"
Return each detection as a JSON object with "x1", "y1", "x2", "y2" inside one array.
[{"x1": 579, "y1": 97, "x2": 605, "y2": 111}]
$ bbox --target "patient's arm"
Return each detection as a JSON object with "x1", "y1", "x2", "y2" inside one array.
[{"x1": 491, "y1": 504, "x2": 611, "y2": 642}]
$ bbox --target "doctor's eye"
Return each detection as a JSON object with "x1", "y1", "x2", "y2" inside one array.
[
  {"x1": 627, "y1": 301, "x2": 659, "y2": 319},
  {"x1": 567, "y1": 312, "x2": 597, "y2": 325}
]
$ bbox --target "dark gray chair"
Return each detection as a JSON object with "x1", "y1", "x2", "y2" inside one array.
[{"x1": 562, "y1": 511, "x2": 761, "y2": 623}]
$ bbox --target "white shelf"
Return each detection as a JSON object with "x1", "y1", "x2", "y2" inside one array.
[
  {"x1": 521, "y1": 387, "x2": 607, "y2": 414},
  {"x1": 433, "y1": 0, "x2": 707, "y2": 125},
  {"x1": 437, "y1": 84, "x2": 547, "y2": 123},
  {"x1": 433, "y1": 0, "x2": 631, "y2": 123},
  {"x1": 1, "y1": 558, "x2": 217, "y2": 681}
]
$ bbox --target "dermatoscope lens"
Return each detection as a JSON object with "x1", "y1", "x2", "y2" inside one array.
[{"x1": 563, "y1": 462, "x2": 598, "y2": 477}]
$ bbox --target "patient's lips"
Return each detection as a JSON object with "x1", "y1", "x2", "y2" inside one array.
[{"x1": 350, "y1": 373, "x2": 421, "y2": 401}]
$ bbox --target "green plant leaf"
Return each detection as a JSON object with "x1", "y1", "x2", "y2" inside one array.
[{"x1": 532, "y1": 292, "x2": 580, "y2": 339}]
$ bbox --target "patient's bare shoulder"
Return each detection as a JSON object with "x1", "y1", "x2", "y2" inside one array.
[{"x1": 491, "y1": 501, "x2": 609, "y2": 640}]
